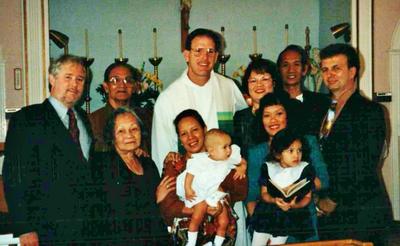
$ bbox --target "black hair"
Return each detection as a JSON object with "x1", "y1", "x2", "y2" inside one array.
[
  {"x1": 173, "y1": 109, "x2": 207, "y2": 135},
  {"x1": 276, "y1": 44, "x2": 308, "y2": 91},
  {"x1": 267, "y1": 128, "x2": 310, "y2": 163},
  {"x1": 253, "y1": 91, "x2": 304, "y2": 143},
  {"x1": 277, "y1": 44, "x2": 308, "y2": 68},
  {"x1": 242, "y1": 59, "x2": 281, "y2": 94},
  {"x1": 103, "y1": 62, "x2": 142, "y2": 82},
  {"x1": 103, "y1": 107, "x2": 146, "y2": 148},
  {"x1": 320, "y1": 43, "x2": 360, "y2": 79},
  {"x1": 184, "y1": 28, "x2": 222, "y2": 53}
]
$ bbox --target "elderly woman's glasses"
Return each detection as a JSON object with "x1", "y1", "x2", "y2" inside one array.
[
  {"x1": 248, "y1": 76, "x2": 273, "y2": 85},
  {"x1": 190, "y1": 48, "x2": 217, "y2": 57},
  {"x1": 108, "y1": 76, "x2": 136, "y2": 87}
]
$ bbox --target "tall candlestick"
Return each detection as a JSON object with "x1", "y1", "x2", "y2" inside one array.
[
  {"x1": 84, "y1": 29, "x2": 89, "y2": 58},
  {"x1": 220, "y1": 26, "x2": 225, "y2": 55},
  {"x1": 153, "y1": 28, "x2": 158, "y2": 58},
  {"x1": 305, "y1": 26, "x2": 310, "y2": 47},
  {"x1": 252, "y1": 26, "x2": 257, "y2": 54},
  {"x1": 284, "y1": 24, "x2": 289, "y2": 46},
  {"x1": 118, "y1": 29, "x2": 123, "y2": 59}
]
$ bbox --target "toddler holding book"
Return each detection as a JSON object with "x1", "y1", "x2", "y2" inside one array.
[
  {"x1": 176, "y1": 129, "x2": 245, "y2": 246},
  {"x1": 251, "y1": 129, "x2": 316, "y2": 246}
]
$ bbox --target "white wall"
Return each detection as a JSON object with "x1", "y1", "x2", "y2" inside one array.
[{"x1": 48, "y1": 0, "x2": 349, "y2": 111}]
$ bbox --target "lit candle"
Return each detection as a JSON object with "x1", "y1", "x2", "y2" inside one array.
[
  {"x1": 118, "y1": 29, "x2": 123, "y2": 59},
  {"x1": 153, "y1": 28, "x2": 157, "y2": 58},
  {"x1": 84, "y1": 29, "x2": 89, "y2": 58},
  {"x1": 284, "y1": 24, "x2": 289, "y2": 46},
  {"x1": 252, "y1": 26, "x2": 257, "y2": 54}
]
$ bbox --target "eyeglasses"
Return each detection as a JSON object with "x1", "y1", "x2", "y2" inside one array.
[
  {"x1": 190, "y1": 48, "x2": 217, "y2": 57},
  {"x1": 108, "y1": 76, "x2": 136, "y2": 86},
  {"x1": 248, "y1": 76, "x2": 273, "y2": 85}
]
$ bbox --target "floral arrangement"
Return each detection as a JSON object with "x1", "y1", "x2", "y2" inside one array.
[
  {"x1": 96, "y1": 62, "x2": 163, "y2": 108},
  {"x1": 304, "y1": 47, "x2": 324, "y2": 92},
  {"x1": 231, "y1": 65, "x2": 246, "y2": 82}
]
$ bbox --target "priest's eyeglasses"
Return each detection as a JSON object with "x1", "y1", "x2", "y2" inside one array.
[
  {"x1": 191, "y1": 48, "x2": 217, "y2": 57},
  {"x1": 108, "y1": 76, "x2": 136, "y2": 87}
]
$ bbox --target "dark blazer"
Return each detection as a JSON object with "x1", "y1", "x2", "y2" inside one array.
[
  {"x1": 233, "y1": 107, "x2": 256, "y2": 159},
  {"x1": 3, "y1": 99, "x2": 93, "y2": 243},
  {"x1": 319, "y1": 91, "x2": 391, "y2": 239},
  {"x1": 302, "y1": 90, "x2": 330, "y2": 135}
]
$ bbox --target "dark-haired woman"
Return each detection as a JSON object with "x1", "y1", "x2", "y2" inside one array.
[
  {"x1": 246, "y1": 92, "x2": 329, "y2": 242},
  {"x1": 158, "y1": 109, "x2": 249, "y2": 246},
  {"x1": 233, "y1": 59, "x2": 280, "y2": 159},
  {"x1": 91, "y1": 107, "x2": 168, "y2": 245}
]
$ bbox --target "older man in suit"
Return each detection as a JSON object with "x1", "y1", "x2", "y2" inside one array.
[
  {"x1": 318, "y1": 44, "x2": 391, "y2": 244},
  {"x1": 3, "y1": 55, "x2": 92, "y2": 244}
]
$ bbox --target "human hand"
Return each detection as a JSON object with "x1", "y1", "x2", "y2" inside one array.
[
  {"x1": 233, "y1": 165, "x2": 246, "y2": 180},
  {"x1": 275, "y1": 198, "x2": 291, "y2": 211},
  {"x1": 233, "y1": 158, "x2": 247, "y2": 180},
  {"x1": 134, "y1": 147, "x2": 149, "y2": 157},
  {"x1": 20, "y1": 232, "x2": 39, "y2": 246},
  {"x1": 288, "y1": 196, "x2": 298, "y2": 209},
  {"x1": 164, "y1": 152, "x2": 181, "y2": 164},
  {"x1": 185, "y1": 187, "x2": 196, "y2": 201},
  {"x1": 156, "y1": 176, "x2": 176, "y2": 203}
]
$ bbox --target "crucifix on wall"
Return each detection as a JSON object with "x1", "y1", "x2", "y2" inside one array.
[{"x1": 180, "y1": 0, "x2": 191, "y2": 52}]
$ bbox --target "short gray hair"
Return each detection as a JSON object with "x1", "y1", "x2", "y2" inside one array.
[
  {"x1": 103, "y1": 107, "x2": 147, "y2": 148},
  {"x1": 48, "y1": 54, "x2": 86, "y2": 76}
]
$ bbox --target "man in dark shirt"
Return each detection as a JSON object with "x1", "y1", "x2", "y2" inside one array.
[
  {"x1": 318, "y1": 43, "x2": 391, "y2": 245},
  {"x1": 277, "y1": 44, "x2": 330, "y2": 135}
]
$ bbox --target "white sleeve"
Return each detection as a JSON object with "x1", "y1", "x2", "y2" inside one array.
[
  {"x1": 228, "y1": 144, "x2": 242, "y2": 168},
  {"x1": 151, "y1": 96, "x2": 178, "y2": 175},
  {"x1": 232, "y1": 82, "x2": 248, "y2": 112},
  {"x1": 186, "y1": 157, "x2": 200, "y2": 175}
]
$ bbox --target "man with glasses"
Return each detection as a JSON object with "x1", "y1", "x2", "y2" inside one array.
[
  {"x1": 152, "y1": 28, "x2": 247, "y2": 174},
  {"x1": 152, "y1": 28, "x2": 249, "y2": 246},
  {"x1": 89, "y1": 62, "x2": 145, "y2": 152}
]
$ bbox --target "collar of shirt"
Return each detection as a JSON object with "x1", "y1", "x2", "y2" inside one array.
[
  {"x1": 333, "y1": 86, "x2": 356, "y2": 118},
  {"x1": 182, "y1": 68, "x2": 215, "y2": 88},
  {"x1": 49, "y1": 96, "x2": 91, "y2": 160},
  {"x1": 49, "y1": 96, "x2": 70, "y2": 129},
  {"x1": 295, "y1": 93, "x2": 304, "y2": 102}
]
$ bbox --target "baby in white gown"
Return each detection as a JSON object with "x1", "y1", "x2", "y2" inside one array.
[{"x1": 176, "y1": 129, "x2": 244, "y2": 246}]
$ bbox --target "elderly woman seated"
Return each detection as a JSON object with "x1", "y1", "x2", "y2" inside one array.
[{"x1": 90, "y1": 107, "x2": 168, "y2": 245}]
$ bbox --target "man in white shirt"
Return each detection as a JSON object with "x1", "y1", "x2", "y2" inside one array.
[
  {"x1": 152, "y1": 28, "x2": 249, "y2": 246},
  {"x1": 152, "y1": 28, "x2": 247, "y2": 174}
]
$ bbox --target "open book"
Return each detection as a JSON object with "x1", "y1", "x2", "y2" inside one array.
[{"x1": 269, "y1": 178, "x2": 310, "y2": 202}]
